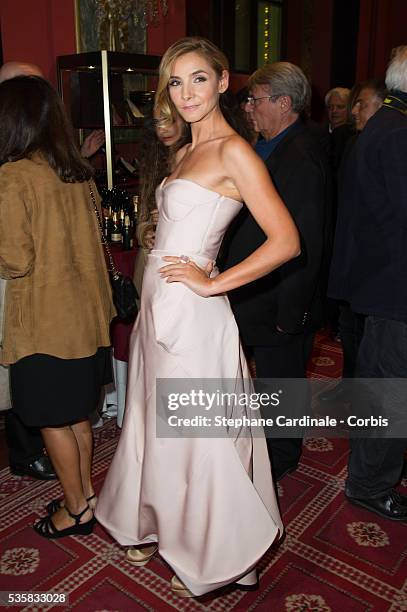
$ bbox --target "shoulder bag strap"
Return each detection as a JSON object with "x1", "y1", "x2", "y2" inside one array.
[{"x1": 88, "y1": 181, "x2": 120, "y2": 280}]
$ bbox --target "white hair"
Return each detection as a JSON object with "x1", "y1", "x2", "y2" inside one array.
[
  {"x1": 385, "y1": 45, "x2": 407, "y2": 92},
  {"x1": 325, "y1": 87, "x2": 350, "y2": 106}
]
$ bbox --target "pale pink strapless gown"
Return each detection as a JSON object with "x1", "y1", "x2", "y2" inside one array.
[{"x1": 96, "y1": 178, "x2": 283, "y2": 596}]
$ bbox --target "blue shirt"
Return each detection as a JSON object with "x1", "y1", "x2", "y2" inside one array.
[{"x1": 255, "y1": 120, "x2": 299, "y2": 161}]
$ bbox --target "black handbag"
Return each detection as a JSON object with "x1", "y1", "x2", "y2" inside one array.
[{"x1": 89, "y1": 182, "x2": 139, "y2": 320}]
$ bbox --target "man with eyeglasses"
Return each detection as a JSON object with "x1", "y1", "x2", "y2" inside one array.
[{"x1": 222, "y1": 62, "x2": 330, "y2": 481}]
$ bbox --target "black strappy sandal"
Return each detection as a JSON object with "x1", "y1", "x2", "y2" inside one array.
[
  {"x1": 45, "y1": 493, "x2": 97, "y2": 515},
  {"x1": 33, "y1": 504, "x2": 95, "y2": 539}
]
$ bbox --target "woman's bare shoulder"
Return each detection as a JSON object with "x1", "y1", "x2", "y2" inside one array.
[
  {"x1": 220, "y1": 133, "x2": 260, "y2": 174},
  {"x1": 221, "y1": 133, "x2": 255, "y2": 156}
]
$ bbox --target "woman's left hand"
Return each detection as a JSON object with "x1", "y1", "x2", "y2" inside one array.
[{"x1": 159, "y1": 256, "x2": 214, "y2": 297}]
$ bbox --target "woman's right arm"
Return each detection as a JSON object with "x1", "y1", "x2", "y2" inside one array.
[
  {"x1": 159, "y1": 137, "x2": 300, "y2": 298},
  {"x1": 0, "y1": 166, "x2": 34, "y2": 279},
  {"x1": 208, "y1": 137, "x2": 300, "y2": 294}
]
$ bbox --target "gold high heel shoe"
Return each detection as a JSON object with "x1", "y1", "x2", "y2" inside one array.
[
  {"x1": 126, "y1": 544, "x2": 158, "y2": 566},
  {"x1": 170, "y1": 574, "x2": 194, "y2": 598}
]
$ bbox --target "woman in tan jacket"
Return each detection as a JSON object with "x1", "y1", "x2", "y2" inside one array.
[{"x1": 0, "y1": 76, "x2": 116, "y2": 538}]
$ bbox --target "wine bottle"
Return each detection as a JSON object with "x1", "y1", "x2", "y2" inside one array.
[
  {"x1": 122, "y1": 215, "x2": 133, "y2": 251},
  {"x1": 103, "y1": 208, "x2": 112, "y2": 242},
  {"x1": 119, "y1": 206, "x2": 125, "y2": 233},
  {"x1": 110, "y1": 212, "x2": 122, "y2": 243}
]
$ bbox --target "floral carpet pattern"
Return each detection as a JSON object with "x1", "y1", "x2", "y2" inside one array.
[{"x1": 0, "y1": 331, "x2": 406, "y2": 611}]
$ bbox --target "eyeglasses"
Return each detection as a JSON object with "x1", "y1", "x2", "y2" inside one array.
[{"x1": 245, "y1": 94, "x2": 281, "y2": 106}]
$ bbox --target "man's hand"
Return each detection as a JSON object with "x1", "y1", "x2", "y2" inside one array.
[{"x1": 81, "y1": 130, "x2": 105, "y2": 158}]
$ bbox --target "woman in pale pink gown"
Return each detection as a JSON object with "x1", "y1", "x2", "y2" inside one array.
[{"x1": 96, "y1": 37, "x2": 300, "y2": 597}]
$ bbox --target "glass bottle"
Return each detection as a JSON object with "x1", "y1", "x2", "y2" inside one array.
[
  {"x1": 103, "y1": 208, "x2": 112, "y2": 242},
  {"x1": 110, "y1": 211, "x2": 122, "y2": 243},
  {"x1": 119, "y1": 206, "x2": 125, "y2": 233},
  {"x1": 122, "y1": 214, "x2": 133, "y2": 251}
]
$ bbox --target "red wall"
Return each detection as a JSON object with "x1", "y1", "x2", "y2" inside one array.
[
  {"x1": 357, "y1": 0, "x2": 407, "y2": 81},
  {"x1": 147, "y1": 0, "x2": 186, "y2": 55},
  {"x1": 1, "y1": 1, "x2": 406, "y2": 94},
  {"x1": 0, "y1": 0, "x2": 76, "y2": 85},
  {"x1": 0, "y1": 0, "x2": 186, "y2": 83},
  {"x1": 284, "y1": 0, "x2": 306, "y2": 67},
  {"x1": 310, "y1": 0, "x2": 334, "y2": 113}
]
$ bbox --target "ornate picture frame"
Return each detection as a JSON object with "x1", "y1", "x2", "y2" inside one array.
[{"x1": 74, "y1": 0, "x2": 146, "y2": 54}]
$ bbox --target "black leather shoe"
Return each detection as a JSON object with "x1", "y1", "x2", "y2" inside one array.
[
  {"x1": 320, "y1": 381, "x2": 349, "y2": 402},
  {"x1": 345, "y1": 489, "x2": 407, "y2": 521},
  {"x1": 393, "y1": 490, "x2": 407, "y2": 506},
  {"x1": 10, "y1": 456, "x2": 57, "y2": 481}
]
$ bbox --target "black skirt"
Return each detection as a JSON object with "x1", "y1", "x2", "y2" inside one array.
[{"x1": 10, "y1": 347, "x2": 113, "y2": 427}]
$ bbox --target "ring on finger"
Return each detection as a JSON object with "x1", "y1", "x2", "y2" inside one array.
[{"x1": 179, "y1": 254, "x2": 190, "y2": 264}]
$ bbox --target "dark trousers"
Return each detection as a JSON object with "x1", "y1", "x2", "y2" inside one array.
[
  {"x1": 250, "y1": 331, "x2": 315, "y2": 478},
  {"x1": 338, "y1": 302, "x2": 365, "y2": 378},
  {"x1": 346, "y1": 316, "x2": 407, "y2": 497},
  {"x1": 5, "y1": 410, "x2": 45, "y2": 466}
]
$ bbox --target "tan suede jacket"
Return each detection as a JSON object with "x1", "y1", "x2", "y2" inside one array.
[{"x1": 0, "y1": 155, "x2": 116, "y2": 365}]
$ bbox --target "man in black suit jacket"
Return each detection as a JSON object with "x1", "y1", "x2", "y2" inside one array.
[
  {"x1": 328, "y1": 47, "x2": 407, "y2": 521},
  {"x1": 222, "y1": 62, "x2": 330, "y2": 480}
]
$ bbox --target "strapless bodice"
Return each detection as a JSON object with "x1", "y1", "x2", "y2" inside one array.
[{"x1": 152, "y1": 178, "x2": 242, "y2": 261}]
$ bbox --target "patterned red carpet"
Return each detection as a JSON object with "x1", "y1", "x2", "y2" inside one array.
[{"x1": 0, "y1": 331, "x2": 406, "y2": 611}]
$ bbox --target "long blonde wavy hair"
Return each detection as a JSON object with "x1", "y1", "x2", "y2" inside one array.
[{"x1": 154, "y1": 37, "x2": 229, "y2": 125}]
